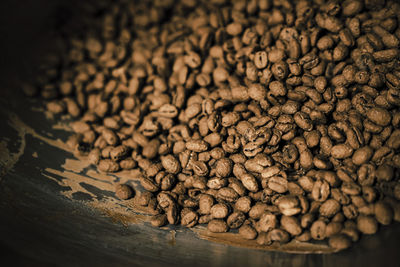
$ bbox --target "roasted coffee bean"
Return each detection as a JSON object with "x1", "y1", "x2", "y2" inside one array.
[
  {"x1": 267, "y1": 229, "x2": 290, "y2": 244},
  {"x1": 240, "y1": 173, "x2": 259, "y2": 192},
  {"x1": 331, "y1": 144, "x2": 353, "y2": 159},
  {"x1": 208, "y1": 219, "x2": 228, "y2": 233},
  {"x1": 311, "y1": 180, "x2": 330, "y2": 202},
  {"x1": 238, "y1": 224, "x2": 257, "y2": 240},
  {"x1": 115, "y1": 184, "x2": 134, "y2": 200},
  {"x1": 257, "y1": 212, "x2": 277, "y2": 232},
  {"x1": 88, "y1": 148, "x2": 101, "y2": 165},
  {"x1": 30, "y1": 0, "x2": 400, "y2": 251},
  {"x1": 343, "y1": 204, "x2": 359, "y2": 220},
  {"x1": 151, "y1": 214, "x2": 167, "y2": 227},
  {"x1": 227, "y1": 211, "x2": 246, "y2": 229},
  {"x1": 181, "y1": 208, "x2": 199, "y2": 228},
  {"x1": 278, "y1": 196, "x2": 301, "y2": 216},
  {"x1": 140, "y1": 176, "x2": 160, "y2": 193},
  {"x1": 199, "y1": 194, "x2": 214, "y2": 215},
  {"x1": 161, "y1": 155, "x2": 181, "y2": 174},
  {"x1": 329, "y1": 234, "x2": 352, "y2": 250},
  {"x1": 281, "y1": 216, "x2": 302, "y2": 236},
  {"x1": 249, "y1": 202, "x2": 268, "y2": 220},
  {"x1": 235, "y1": 196, "x2": 252, "y2": 213},
  {"x1": 110, "y1": 145, "x2": 129, "y2": 161},
  {"x1": 166, "y1": 204, "x2": 179, "y2": 225},
  {"x1": 215, "y1": 158, "x2": 233, "y2": 177},
  {"x1": 186, "y1": 140, "x2": 209, "y2": 152},
  {"x1": 310, "y1": 220, "x2": 327, "y2": 241},
  {"x1": 320, "y1": 199, "x2": 341, "y2": 218},
  {"x1": 268, "y1": 175, "x2": 288, "y2": 193},
  {"x1": 352, "y1": 146, "x2": 373, "y2": 165},
  {"x1": 98, "y1": 159, "x2": 120, "y2": 172},
  {"x1": 210, "y1": 203, "x2": 230, "y2": 219},
  {"x1": 357, "y1": 215, "x2": 378, "y2": 234},
  {"x1": 374, "y1": 201, "x2": 393, "y2": 225},
  {"x1": 217, "y1": 187, "x2": 239, "y2": 202},
  {"x1": 376, "y1": 164, "x2": 394, "y2": 182},
  {"x1": 326, "y1": 222, "x2": 343, "y2": 238}
]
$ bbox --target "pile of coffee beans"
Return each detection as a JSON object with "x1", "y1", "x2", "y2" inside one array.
[{"x1": 25, "y1": 0, "x2": 400, "y2": 251}]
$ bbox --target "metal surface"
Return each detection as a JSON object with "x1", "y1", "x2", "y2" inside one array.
[{"x1": 0, "y1": 1, "x2": 400, "y2": 266}]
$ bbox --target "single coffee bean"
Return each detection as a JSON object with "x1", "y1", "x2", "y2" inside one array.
[
  {"x1": 320, "y1": 199, "x2": 341, "y2": 218},
  {"x1": 215, "y1": 158, "x2": 233, "y2": 177},
  {"x1": 208, "y1": 219, "x2": 229, "y2": 233},
  {"x1": 226, "y1": 211, "x2": 246, "y2": 229},
  {"x1": 258, "y1": 212, "x2": 277, "y2": 232},
  {"x1": 181, "y1": 208, "x2": 199, "y2": 228},
  {"x1": 329, "y1": 234, "x2": 352, "y2": 250},
  {"x1": 267, "y1": 229, "x2": 290, "y2": 244},
  {"x1": 151, "y1": 214, "x2": 167, "y2": 227},
  {"x1": 98, "y1": 159, "x2": 120, "y2": 172},
  {"x1": 374, "y1": 201, "x2": 393, "y2": 225},
  {"x1": 161, "y1": 155, "x2": 181, "y2": 174},
  {"x1": 366, "y1": 107, "x2": 391, "y2": 126},
  {"x1": 115, "y1": 184, "x2": 134, "y2": 200},
  {"x1": 326, "y1": 222, "x2": 343, "y2": 237},
  {"x1": 310, "y1": 220, "x2": 327, "y2": 241},
  {"x1": 235, "y1": 196, "x2": 252, "y2": 213},
  {"x1": 239, "y1": 224, "x2": 258, "y2": 240},
  {"x1": 249, "y1": 202, "x2": 268, "y2": 220},
  {"x1": 352, "y1": 146, "x2": 373, "y2": 165},
  {"x1": 281, "y1": 216, "x2": 302, "y2": 236},
  {"x1": 331, "y1": 144, "x2": 353, "y2": 159},
  {"x1": 166, "y1": 204, "x2": 179, "y2": 225},
  {"x1": 278, "y1": 196, "x2": 301, "y2": 216},
  {"x1": 140, "y1": 176, "x2": 160, "y2": 193},
  {"x1": 210, "y1": 203, "x2": 230, "y2": 219},
  {"x1": 357, "y1": 215, "x2": 378, "y2": 234}
]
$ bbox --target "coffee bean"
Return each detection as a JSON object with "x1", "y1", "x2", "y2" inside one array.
[
  {"x1": 352, "y1": 146, "x2": 373, "y2": 165},
  {"x1": 278, "y1": 196, "x2": 301, "y2": 216},
  {"x1": 30, "y1": 0, "x2": 400, "y2": 251},
  {"x1": 310, "y1": 220, "x2": 327, "y2": 240},
  {"x1": 357, "y1": 215, "x2": 378, "y2": 234},
  {"x1": 166, "y1": 204, "x2": 179, "y2": 225},
  {"x1": 320, "y1": 199, "x2": 341, "y2": 218},
  {"x1": 329, "y1": 234, "x2": 352, "y2": 250},
  {"x1": 208, "y1": 219, "x2": 228, "y2": 233},
  {"x1": 367, "y1": 108, "x2": 391, "y2": 126},
  {"x1": 374, "y1": 201, "x2": 393, "y2": 225},
  {"x1": 239, "y1": 224, "x2": 257, "y2": 240},
  {"x1": 227, "y1": 211, "x2": 246, "y2": 229},
  {"x1": 186, "y1": 140, "x2": 209, "y2": 152},
  {"x1": 326, "y1": 222, "x2": 343, "y2": 238},
  {"x1": 140, "y1": 176, "x2": 160, "y2": 193},
  {"x1": 281, "y1": 216, "x2": 302, "y2": 236},
  {"x1": 254, "y1": 51, "x2": 268, "y2": 69},
  {"x1": 115, "y1": 184, "x2": 134, "y2": 200},
  {"x1": 240, "y1": 173, "x2": 259, "y2": 192},
  {"x1": 331, "y1": 144, "x2": 353, "y2": 159},
  {"x1": 234, "y1": 196, "x2": 252, "y2": 213},
  {"x1": 267, "y1": 229, "x2": 290, "y2": 244},
  {"x1": 181, "y1": 208, "x2": 199, "y2": 228},
  {"x1": 211, "y1": 203, "x2": 230, "y2": 219},
  {"x1": 98, "y1": 159, "x2": 120, "y2": 172},
  {"x1": 215, "y1": 158, "x2": 233, "y2": 177},
  {"x1": 161, "y1": 155, "x2": 181, "y2": 174}
]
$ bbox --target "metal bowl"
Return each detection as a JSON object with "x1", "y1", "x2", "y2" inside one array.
[{"x1": 0, "y1": 1, "x2": 399, "y2": 266}]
